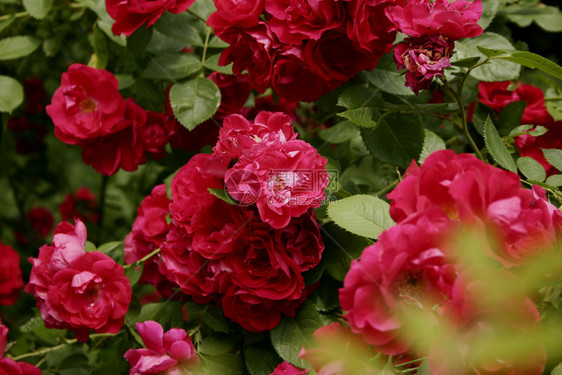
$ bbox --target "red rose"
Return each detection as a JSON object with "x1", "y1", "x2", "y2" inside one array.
[
  {"x1": 304, "y1": 29, "x2": 379, "y2": 83},
  {"x1": 218, "y1": 23, "x2": 275, "y2": 93},
  {"x1": 46, "y1": 64, "x2": 126, "y2": 145},
  {"x1": 125, "y1": 184, "x2": 176, "y2": 296},
  {"x1": 393, "y1": 35, "x2": 454, "y2": 94},
  {"x1": 339, "y1": 211, "x2": 457, "y2": 355},
  {"x1": 106, "y1": 0, "x2": 196, "y2": 36},
  {"x1": 26, "y1": 206, "x2": 54, "y2": 238},
  {"x1": 207, "y1": 72, "x2": 252, "y2": 119},
  {"x1": 138, "y1": 110, "x2": 174, "y2": 161},
  {"x1": 0, "y1": 358, "x2": 42, "y2": 375},
  {"x1": 208, "y1": 0, "x2": 265, "y2": 39},
  {"x1": 25, "y1": 220, "x2": 131, "y2": 342},
  {"x1": 59, "y1": 187, "x2": 99, "y2": 224},
  {"x1": 514, "y1": 123, "x2": 562, "y2": 176},
  {"x1": 221, "y1": 287, "x2": 301, "y2": 332},
  {"x1": 477, "y1": 81, "x2": 554, "y2": 126},
  {"x1": 386, "y1": 0, "x2": 483, "y2": 40},
  {"x1": 264, "y1": 0, "x2": 346, "y2": 45},
  {"x1": 344, "y1": 0, "x2": 400, "y2": 54},
  {"x1": 271, "y1": 46, "x2": 339, "y2": 103},
  {"x1": 46, "y1": 251, "x2": 131, "y2": 341},
  {"x1": 0, "y1": 242, "x2": 24, "y2": 305},
  {"x1": 80, "y1": 99, "x2": 146, "y2": 175}
]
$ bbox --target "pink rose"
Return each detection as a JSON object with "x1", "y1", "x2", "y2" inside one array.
[
  {"x1": 124, "y1": 321, "x2": 200, "y2": 375},
  {"x1": 0, "y1": 242, "x2": 24, "y2": 305},
  {"x1": 386, "y1": 0, "x2": 483, "y2": 40},
  {"x1": 339, "y1": 211, "x2": 457, "y2": 355},
  {"x1": 214, "y1": 111, "x2": 296, "y2": 159},
  {"x1": 59, "y1": 187, "x2": 99, "y2": 224},
  {"x1": 106, "y1": 0, "x2": 196, "y2": 36},
  {"x1": 46, "y1": 64, "x2": 126, "y2": 145},
  {"x1": 264, "y1": 0, "x2": 345, "y2": 45},
  {"x1": 25, "y1": 220, "x2": 131, "y2": 342},
  {"x1": 393, "y1": 35, "x2": 454, "y2": 94},
  {"x1": 270, "y1": 361, "x2": 309, "y2": 375},
  {"x1": 225, "y1": 138, "x2": 328, "y2": 229}
]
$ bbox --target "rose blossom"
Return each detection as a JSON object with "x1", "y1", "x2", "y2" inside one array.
[
  {"x1": 46, "y1": 64, "x2": 126, "y2": 145},
  {"x1": 225, "y1": 138, "x2": 328, "y2": 229},
  {"x1": 106, "y1": 0, "x2": 196, "y2": 36},
  {"x1": 25, "y1": 220, "x2": 131, "y2": 342},
  {"x1": 0, "y1": 242, "x2": 24, "y2": 305},
  {"x1": 0, "y1": 321, "x2": 42, "y2": 375},
  {"x1": 264, "y1": 0, "x2": 346, "y2": 45},
  {"x1": 270, "y1": 361, "x2": 309, "y2": 375},
  {"x1": 514, "y1": 123, "x2": 562, "y2": 176},
  {"x1": 386, "y1": 0, "x2": 483, "y2": 40},
  {"x1": 207, "y1": 72, "x2": 252, "y2": 119},
  {"x1": 125, "y1": 184, "x2": 176, "y2": 296},
  {"x1": 59, "y1": 187, "x2": 99, "y2": 223},
  {"x1": 124, "y1": 321, "x2": 200, "y2": 375},
  {"x1": 477, "y1": 81, "x2": 554, "y2": 126},
  {"x1": 344, "y1": 0, "x2": 401, "y2": 55},
  {"x1": 207, "y1": 0, "x2": 266, "y2": 39},
  {"x1": 339, "y1": 210, "x2": 457, "y2": 355},
  {"x1": 393, "y1": 35, "x2": 454, "y2": 94}
]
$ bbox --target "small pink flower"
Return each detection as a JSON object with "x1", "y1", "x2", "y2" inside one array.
[{"x1": 124, "y1": 321, "x2": 200, "y2": 375}]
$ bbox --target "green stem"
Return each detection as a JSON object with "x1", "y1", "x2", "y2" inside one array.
[
  {"x1": 0, "y1": 11, "x2": 28, "y2": 21},
  {"x1": 545, "y1": 96, "x2": 562, "y2": 101},
  {"x1": 374, "y1": 179, "x2": 400, "y2": 197},
  {"x1": 123, "y1": 248, "x2": 161, "y2": 270},
  {"x1": 201, "y1": 27, "x2": 212, "y2": 65},
  {"x1": 395, "y1": 357, "x2": 427, "y2": 367}
]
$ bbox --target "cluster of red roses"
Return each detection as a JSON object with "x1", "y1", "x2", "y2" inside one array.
[
  {"x1": 208, "y1": 0, "x2": 400, "y2": 102},
  {"x1": 476, "y1": 81, "x2": 562, "y2": 176},
  {"x1": 339, "y1": 150, "x2": 562, "y2": 374},
  {"x1": 125, "y1": 110, "x2": 328, "y2": 332},
  {"x1": 388, "y1": 0, "x2": 483, "y2": 94},
  {"x1": 46, "y1": 64, "x2": 174, "y2": 176},
  {"x1": 25, "y1": 220, "x2": 132, "y2": 342}
]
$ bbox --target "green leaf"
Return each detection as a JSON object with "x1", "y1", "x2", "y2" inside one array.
[
  {"x1": 153, "y1": 12, "x2": 203, "y2": 46},
  {"x1": 129, "y1": 300, "x2": 184, "y2": 326},
  {"x1": 517, "y1": 157, "x2": 546, "y2": 182},
  {"x1": 170, "y1": 77, "x2": 221, "y2": 131},
  {"x1": 363, "y1": 69, "x2": 415, "y2": 96},
  {"x1": 203, "y1": 306, "x2": 230, "y2": 333},
  {"x1": 208, "y1": 188, "x2": 237, "y2": 205},
  {"x1": 0, "y1": 36, "x2": 41, "y2": 60},
  {"x1": 0, "y1": 15, "x2": 15, "y2": 33},
  {"x1": 419, "y1": 130, "x2": 446, "y2": 164},
  {"x1": 484, "y1": 116, "x2": 517, "y2": 172},
  {"x1": 453, "y1": 32, "x2": 520, "y2": 82},
  {"x1": 199, "y1": 333, "x2": 236, "y2": 355},
  {"x1": 270, "y1": 301, "x2": 323, "y2": 368},
  {"x1": 339, "y1": 107, "x2": 380, "y2": 128},
  {"x1": 245, "y1": 344, "x2": 282, "y2": 375},
  {"x1": 0, "y1": 75, "x2": 23, "y2": 113},
  {"x1": 552, "y1": 361, "x2": 562, "y2": 375},
  {"x1": 450, "y1": 56, "x2": 482, "y2": 68},
  {"x1": 497, "y1": 101, "x2": 526, "y2": 136},
  {"x1": 360, "y1": 113, "x2": 425, "y2": 168},
  {"x1": 96, "y1": 241, "x2": 123, "y2": 255},
  {"x1": 203, "y1": 54, "x2": 234, "y2": 75},
  {"x1": 125, "y1": 263, "x2": 144, "y2": 287},
  {"x1": 338, "y1": 85, "x2": 380, "y2": 110},
  {"x1": 478, "y1": 0, "x2": 500, "y2": 30},
  {"x1": 322, "y1": 223, "x2": 371, "y2": 281},
  {"x1": 546, "y1": 175, "x2": 562, "y2": 187},
  {"x1": 319, "y1": 120, "x2": 360, "y2": 144},
  {"x1": 144, "y1": 54, "x2": 202, "y2": 80},
  {"x1": 202, "y1": 353, "x2": 245, "y2": 375},
  {"x1": 22, "y1": 0, "x2": 52, "y2": 19},
  {"x1": 490, "y1": 51, "x2": 562, "y2": 81},
  {"x1": 126, "y1": 26, "x2": 152, "y2": 53},
  {"x1": 542, "y1": 149, "x2": 562, "y2": 171},
  {"x1": 116, "y1": 74, "x2": 135, "y2": 90},
  {"x1": 327, "y1": 194, "x2": 394, "y2": 239}
]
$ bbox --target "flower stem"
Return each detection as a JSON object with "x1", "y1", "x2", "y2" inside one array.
[
  {"x1": 0, "y1": 11, "x2": 28, "y2": 21},
  {"x1": 201, "y1": 27, "x2": 212, "y2": 65},
  {"x1": 123, "y1": 248, "x2": 161, "y2": 270}
]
